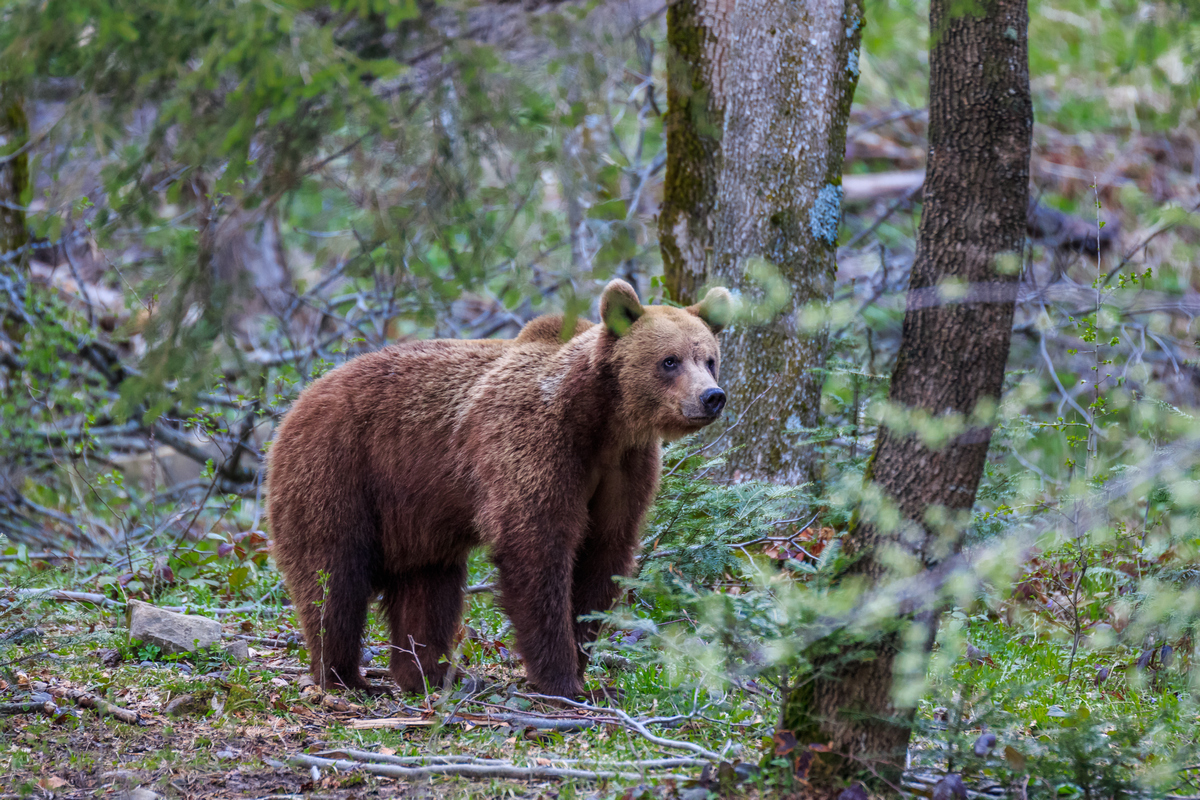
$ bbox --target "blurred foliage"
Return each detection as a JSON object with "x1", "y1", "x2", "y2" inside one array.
[{"x1": 859, "y1": 0, "x2": 1200, "y2": 130}]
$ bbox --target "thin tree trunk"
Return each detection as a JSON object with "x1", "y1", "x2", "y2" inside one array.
[
  {"x1": 1, "y1": 87, "x2": 28, "y2": 260},
  {"x1": 707, "y1": 0, "x2": 863, "y2": 484},
  {"x1": 658, "y1": 0, "x2": 734, "y2": 306},
  {"x1": 787, "y1": 0, "x2": 1032, "y2": 785}
]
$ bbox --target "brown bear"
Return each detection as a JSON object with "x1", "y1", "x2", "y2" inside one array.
[{"x1": 267, "y1": 279, "x2": 732, "y2": 698}]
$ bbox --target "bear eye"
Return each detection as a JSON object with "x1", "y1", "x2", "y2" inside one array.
[
  {"x1": 662, "y1": 356, "x2": 679, "y2": 370},
  {"x1": 706, "y1": 358, "x2": 716, "y2": 375}
]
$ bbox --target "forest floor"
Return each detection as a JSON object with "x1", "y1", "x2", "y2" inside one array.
[
  {"x1": 3, "y1": 543, "x2": 1198, "y2": 800},
  {"x1": 0, "y1": 578, "x2": 767, "y2": 800}
]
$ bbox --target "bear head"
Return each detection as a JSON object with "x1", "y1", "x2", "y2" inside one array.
[{"x1": 600, "y1": 279, "x2": 734, "y2": 441}]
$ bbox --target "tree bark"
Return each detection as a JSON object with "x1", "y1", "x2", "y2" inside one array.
[
  {"x1": 788, "y1": 0, "x2": 1032, "y2": 785},
  {"x1": 658, "y1": 0, "x2": 734, "y2": 306},
  {"x1": 706, "y1": 0, "x2": 863, "y2": 484}
]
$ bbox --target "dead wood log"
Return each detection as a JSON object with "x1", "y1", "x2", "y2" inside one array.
[
  {"x1": 56, "y1": 687, "x2": 144, "y2": 725},
  {"x1": 0, "y1": 700, "x2": 57, "y2": 716},
  {"x1": 843, "y1": 170, "x2": 1119, "y2": 253}
]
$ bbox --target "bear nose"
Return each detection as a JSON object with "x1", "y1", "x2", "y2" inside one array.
[{"x1": 700, "y1": 387, "x2": 726, "y2": 416}]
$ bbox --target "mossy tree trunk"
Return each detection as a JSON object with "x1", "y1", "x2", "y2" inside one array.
[
  {"x1": 658, "y1": 0, "x2": 734, "y2": 306},
  {"x1": 706, "y1": 0, "x2": 863, "y2": 484},
  {"x1": 1, "y1": 85, "x2": 29, "y2": 261},
  {"x1": 786, "y1": 0, "x2": 1032, "y2": 785}
]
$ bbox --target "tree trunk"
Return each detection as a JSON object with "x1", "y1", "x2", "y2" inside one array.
[
  {"x1": 1, "y1": 87, "x2": 28, "y2": 261},
  {"x1": 658, "y1": 0, "x2": 733, "y2": 306},
  {"x1": 788, "y1": 0, "x2": 1032, "y2": 785},
  {"x1": 707, "y1": 0, "x2": 863, "y2": 484}
]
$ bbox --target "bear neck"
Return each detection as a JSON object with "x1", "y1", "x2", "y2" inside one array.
[
  {"x1": 593, "y1": 331, "x2": 663, "y2": 454},
  {"x1": 550, "y1": 329, "x2": 661, "y2": 458}
]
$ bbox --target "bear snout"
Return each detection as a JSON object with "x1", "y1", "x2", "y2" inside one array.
[{"x1": 700, "y1": 387, "x2": 726, "y2": 417}]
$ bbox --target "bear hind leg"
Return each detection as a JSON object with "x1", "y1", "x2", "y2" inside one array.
[
  {"x1": 382, "y1": 561, "x2": 467, "y2": 694},
  {"x1": 291, "y1": 561, "x2": 375, "y2": 693}
]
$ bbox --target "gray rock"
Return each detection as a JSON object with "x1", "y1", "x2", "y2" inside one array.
[
  {"x1": 120, "y1": 788, "x2": 160, "y2": 800},
  {"x1": 223, "y1": 640, "x2": 249, "y2": 662},
  {"x1": 99, "y1": 769, "x2": 138, "y2": 786},
  {"x1": 163, "y1": 691, "x2": 212, "y2": 717},
  {"x1": 933, "y1": 774, "x2": 967, "y2": 800},
  {"x1": 128, "y1": 600, "x2": 221, "y2": 655}
]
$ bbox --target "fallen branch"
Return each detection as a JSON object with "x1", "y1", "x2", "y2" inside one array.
[
  {"x1": 841, "y1": 171, "x2": 1119, "y2": 253},
  {"x1": 7, "y1": 589, "x2": 120, "y2": 607},
  {"x1": 4, "y1": 591, "x2": 279, "y2": 618},
  {"x1": 289, "y1": 752, "x2": 689, "y2": 782},
  {"x1": 0, "y1": 552, "x2": 108, "y2": 562},
  {"x1": 346, "y1": 716, "x2": 437, "y2": 729},
  {"x1": 56, "y1": 688, "x2": 143, "y2": 725},
  {"x1": 522, "y1": 694, "x2": 723, "y2": 761},
  {"x1": 228, "y1": 634, "x2": 296, "y2": 647},
  {"x1": 164, "y1": 604, "x2": 281, "y2": 616},
  {"x1": 461, "y1": 711, "x2": 597, "y2": 732},
  {"x1": 0, "y1": 700, "x2": 57, "y2": 716},
  {"x1": 316, "y1": 748, "x2": 704, "y2": 770}
]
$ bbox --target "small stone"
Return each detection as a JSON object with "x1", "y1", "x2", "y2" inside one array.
[
  {"x1": 98, "y1": 648, "x2": 123, "y2": 668},
  {"x1": 734, "y1": 763, "x2": 760, "y2": 781},
  {"x1": 223, "y1": 640, "x2": 249, "y2": 662},
  {"x1": 3, "y1": 627, "x2": 43, "y2": 644},
  {"x1": 120, "y1": 789, "x2": 160, "y2": 800},
  {"x1": 933, "y1": 774, "x2": 967, "y2": 800},
  {"x1": 163, "y1": 691, "x2": 213, "y2": 717},
  {"x1": 214, "y1": 749, "x2": 236, "y2": 761},
  {"x1": 99, "y1": 770, "x2": 138, "y2": 786},
  {"x1": 839, "y1": 783, "x2": 869, "y2": 800},
  {"x1": 974, "y1": 731, "x2": 997, "y2": 756}
]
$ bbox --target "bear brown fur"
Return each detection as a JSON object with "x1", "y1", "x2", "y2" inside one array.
[{"x1": 267, "y1": 280, "x2": 732, "y2": 698}]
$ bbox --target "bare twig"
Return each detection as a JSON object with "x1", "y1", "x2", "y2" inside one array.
[{"x1": 521, "y1": 694, "x2": 722, "y2": 760}]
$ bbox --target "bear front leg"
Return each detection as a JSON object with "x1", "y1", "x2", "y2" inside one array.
[
  {"x1": 572, "y1": 460, "x2": 654, "y2": 679},
  {"x1": 570, "y1": 532, "x2": 637, "y2": 679},
  {"x1": 492, "y1": 540, "x2": 583, "y2": 699},
  {"x1": 382, "y1": 561, "x2": 468, "y2": 694}
]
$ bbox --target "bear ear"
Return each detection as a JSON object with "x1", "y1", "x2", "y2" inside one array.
[
  {"x1": 687, "y1": 287, "x2": 734, "y2": 333},
  {"x1": 600, "y1": 279, "x2": 645, "y2": 336}
]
